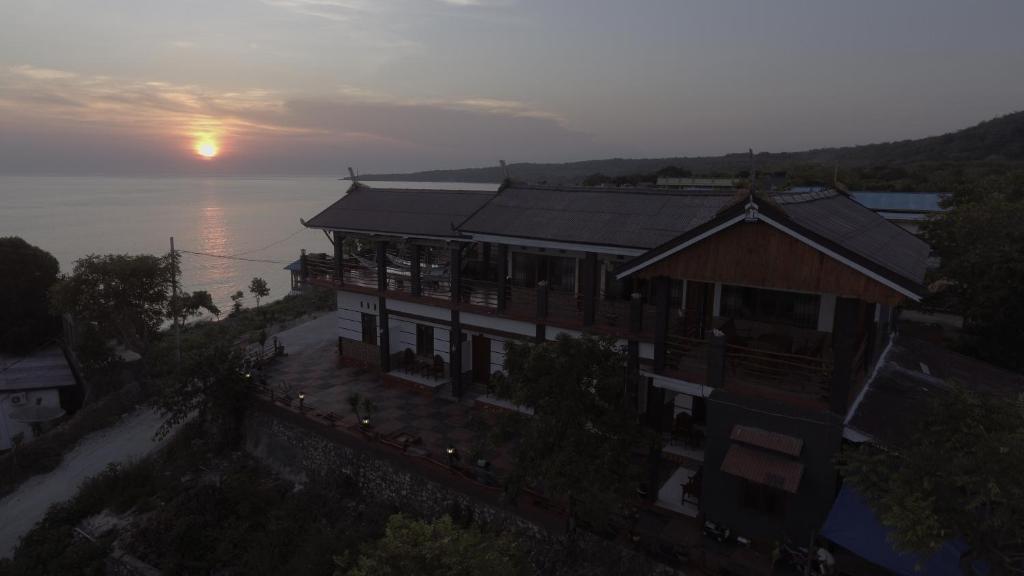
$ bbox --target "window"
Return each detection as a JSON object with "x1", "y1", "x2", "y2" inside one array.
[
  {"x1": 510, "y1": 252, "x2": 539, "y2": 287},
  {"x1": 361, "y1": 313, "x2": 377, "y2": 345},
  {"x1": 545, "y1": 256, "x2": 576, "y2": 292},
  {"x1": 416, "y1": 324, "x2": 434, "y2": 357},
  {"x1": 740, "y1": 479, "x2": 786, "y2": 515},
  {"x1": 720, "y1": 285, "x2": 820, "y2": 329}
]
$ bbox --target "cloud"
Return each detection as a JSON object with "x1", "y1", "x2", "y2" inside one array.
[{"x1": 0, "y1": 65, "x2": 598, "y2": 174}]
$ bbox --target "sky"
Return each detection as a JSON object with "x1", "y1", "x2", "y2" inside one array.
[{"x1": 1, "y1": 0, "x2": 1022, "y2": 175}]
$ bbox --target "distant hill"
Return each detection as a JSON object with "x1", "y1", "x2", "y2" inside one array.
[{"x1": 355, "y1": 111, "x2": 1024, "y2": 190}]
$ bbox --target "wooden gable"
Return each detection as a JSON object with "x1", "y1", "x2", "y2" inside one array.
[{"x1": 632, "y1": 221, "x2": 908, "y2": 305}]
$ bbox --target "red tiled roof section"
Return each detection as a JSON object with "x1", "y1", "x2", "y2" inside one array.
[
  {"x1": 720, "y1": 445, "x2": 804, "y2": 494},
  {"x1": 730, "y1": 425, "x2": 803, "y2": 457}
]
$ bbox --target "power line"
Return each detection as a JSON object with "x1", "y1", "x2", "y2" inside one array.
[
  {"x1": 176, "y1": 249, "x2": 285, "y2": 265},
  {"x1": 230, "y1": 227, "x2": 306, "y2": 257}
]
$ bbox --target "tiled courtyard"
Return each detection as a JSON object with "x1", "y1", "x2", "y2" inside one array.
[{"x1": 261, "y1": 340, "x2": 517, "y2": 481}]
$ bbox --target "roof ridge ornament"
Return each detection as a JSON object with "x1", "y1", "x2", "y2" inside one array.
[{"x1": 744, "y1": 193, "x2": 760, "y2": 222}]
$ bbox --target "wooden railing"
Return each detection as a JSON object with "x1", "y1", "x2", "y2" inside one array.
[
  {"x1": 546, "y1": 289, "x2": 582, "y2": 324},
  {"x1": 594, "y1": 298, "x2": 632, "y2": 330},
  {"x1": 664, "y1": 334, "x2": 710, "y2": 380},
  {"x1": 341, "y1": 257, "x2": 378, "y2": 289},
  {"x1": 459, "y1": 278, "x2": 501, "y2": 309},
  {"x1": 724, "y1": 343, "x2": 832, "y2": 395}
]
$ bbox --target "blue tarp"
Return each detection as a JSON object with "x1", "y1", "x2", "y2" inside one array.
[{"x1": 822, "y1": 486, "x2": 971, "y2": 576}]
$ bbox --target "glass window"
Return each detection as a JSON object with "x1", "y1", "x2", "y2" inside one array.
[
  {"x1": 510, "y1": 252, "x2": 539, "y2": 287},
  {"x1": 720, "y1": 285, "x2": 820, "y2": 329},
  {"x1": 546, "y1": 256, "x2": 576, "y2": 292}
]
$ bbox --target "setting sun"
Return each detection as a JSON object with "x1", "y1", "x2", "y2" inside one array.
[{"x1": 195, "y1": 140, "x2": 219, "y2": 159}]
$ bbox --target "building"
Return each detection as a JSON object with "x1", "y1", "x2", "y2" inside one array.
[
  {"x1": 0, "y1": 345, "x2": 79, "y2": 451},
  {"x1": 792, "y1": 187, "x2": 948, "y2": 236},
  {"x1": 297, "y1": 180, "x2": 930, "y2": 545}
]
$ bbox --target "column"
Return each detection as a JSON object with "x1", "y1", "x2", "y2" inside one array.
[
  {"x1": 582, "y1": 252, "x2": 597, "y2": 326},
  {"x1": 410, "y1": 243, "x2": 422, "y2": 297},
  {"x1": 497, "y1": 245, "x2": 509, "y2": 313},
  {"x1": 449, "y1": 245, "x2": 463, "y2": 397},
  {"x1": 332, "y1": 232, "x2": 344, "y2": 285},
  {"x1": 652, "y1": 276, "x2": 670, "y2": 374},
  {"x1": 535, "y1": 280, "x2": 548, "y2": 341},
  {"x1": 830, "y1": 296, "x2": 859, "y2": 415},
  {"x1": 376, "y1": 241, "x2": 390, "y2": 371},
  {"x1": 626, "y1": 292, "x2": 643, "y2": 411}
]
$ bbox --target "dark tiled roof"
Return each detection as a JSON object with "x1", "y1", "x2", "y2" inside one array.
[
  {"x1": 304, "y1": 184, "x2": 497, "y2": 239},
  {"x1": 768, "y1": 190, "x2": 930, "y2": 288},
  {"x1": 720, "y1": 444, "x2": 804, "y2": 494},
  {"x1": 731, "y1": 425, "x2": 804, "y2": 457},
  {"x1": 846, "y1": 335, "x2": 1024, "y2": 447},
  {"x1": 458, "y1": 185, "x2": 738, "y2": 249}
]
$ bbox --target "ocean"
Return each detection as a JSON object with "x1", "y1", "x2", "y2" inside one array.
[{"x1": 0, "y1": 176, "x2": 495, "y2": 314}]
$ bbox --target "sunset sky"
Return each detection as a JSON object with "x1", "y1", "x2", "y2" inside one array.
[{"x1": 1, "y1": 0, "x2": 1023, "y2": 175}]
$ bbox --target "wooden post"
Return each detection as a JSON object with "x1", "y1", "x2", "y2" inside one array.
[
  {"x1": 497, "y1": 245, "x2": 509, "y2": 313},
  {"x1": 332, "y1": 232, "x2": 344, "y2": 285},
  {"x1": 299, "y1": 248, "x2": 308, "y2": 283},
  {"x1": 582, "y1": 252, "x2": 597, "y2": 326},
  {"x1": 535, "y1": 280, "x2": 548, "y2": 341},
  {"x1": 410, "y1": 244, "x2": 422, "y2": 296},
  {"x1": 652, "y1": 276, "x2": 670, "y2": 374},
  {"x1": 627, "y1": 292, "x2": 643, "y2": 411},
  {"x1": 376, "y1": 241, "x2": 390, "y2": 372},
  {"x1": 450, "y1": 245, "x2": 463, "y2": 397},
  {"x1": 830, "y1": 297, "x2": 859, "y2": 414}
]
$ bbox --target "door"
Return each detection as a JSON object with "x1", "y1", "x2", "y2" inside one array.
[{"x1": 472, "y1": 335, "x2": 491, "y2": 384}]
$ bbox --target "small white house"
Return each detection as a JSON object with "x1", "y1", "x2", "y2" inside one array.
[{"x1": 0, "y1": 345, "x2": 78, "y2": 451}]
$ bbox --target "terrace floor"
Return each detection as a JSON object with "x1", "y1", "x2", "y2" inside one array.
[{"x1": 262, "y1": 338, "x2": 518, "y2": 480}]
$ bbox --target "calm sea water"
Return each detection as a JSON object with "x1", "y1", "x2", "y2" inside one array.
[{"x1": 0, "y1": 176, "x2": 496, "y2": 314}]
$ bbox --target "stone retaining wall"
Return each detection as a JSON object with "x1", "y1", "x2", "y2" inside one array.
[{"x1": 244, "y1": 402, "x2": 678, "y2": 576}]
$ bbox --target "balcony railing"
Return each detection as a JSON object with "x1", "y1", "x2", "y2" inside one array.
[
  {"x1": 724, "y1": 343, "x2": 832, "y2": 395},
  {"x1": 664, "y1": 334, "x2": 710, "y2": 382}
]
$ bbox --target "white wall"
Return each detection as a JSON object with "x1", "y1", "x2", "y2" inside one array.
[
  {"x1": 817, "y1": 294, "x2": 837, "y2": 333},
  {"x1": 337, "y1": 290, "x2": 379, "y2": 342},
  {"x1": 0, "y1": 389, "x2": 61, "y2": 451}
]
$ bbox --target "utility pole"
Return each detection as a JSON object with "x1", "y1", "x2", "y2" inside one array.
[{"x1": 170, "y1": 236, "x2": 180, "y2": 371}]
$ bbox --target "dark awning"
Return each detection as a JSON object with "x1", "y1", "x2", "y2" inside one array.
[
  {"x1": 720, "y1": 444, "x2": 803, "y2": 494},
  {"x1": 730, "y1": 424, "x2": 803, "y2": 457}
]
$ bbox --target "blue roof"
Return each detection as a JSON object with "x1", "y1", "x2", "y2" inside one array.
[
  {"x1": 787, "y1": 187, "x2": 947, "y2": 213},
  {"x1": 822, "y1": 486, "x2": 985, "y2": 576},
  {"x1": 851, "y1": 191, "x2": 947, "y2": 212}
]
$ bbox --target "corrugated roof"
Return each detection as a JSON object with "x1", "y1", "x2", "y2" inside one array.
[
  {"x1": 0, "y1": 345, "x2": 78, "y2": 392},
  {"x1": 458, "y1": 185, "x2": 738, "y2": 249},
  {"x1": 720, "y1": 444, "x2": 804, "y2": 494},
  {"x1": 851, "y1": 191, "x2": 947, "y2": 212},
  {"x1": 304, "y1": 184, "x2": 497, "y2": 238},
  {"x1": 769, "y1": 190, "x2": 930, "y2": 287},
  {"x1": 730, "y1": 424, "x2": 804, "y2": 457}
]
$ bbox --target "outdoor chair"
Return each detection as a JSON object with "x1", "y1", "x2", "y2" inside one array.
[{"x1": 402, "y1": 348, "x2": 416, "y2": 373}]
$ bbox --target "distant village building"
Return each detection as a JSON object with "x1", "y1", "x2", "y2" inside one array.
[
  {"x1": 0, "y1": 345, "x2": 78, "y2": 451},
  {"x1": 656, "y1": 176, "x2": 738, "y2": 189},
  {"x1": 294, "y1": 180, "x2": 931, "y2": 548}
]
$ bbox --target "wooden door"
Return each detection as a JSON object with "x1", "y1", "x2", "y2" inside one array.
[{"x1": 472, "y1": 335, "x2": 491, "y2": 384}]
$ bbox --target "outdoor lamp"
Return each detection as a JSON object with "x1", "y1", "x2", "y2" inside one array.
[
  {"x1": 361, "y1": 417, "x2": 370, "y2": 427},
  {"x1": 298, "y1": 392, "x2": 305, "y2": 409},
  {"x1": 446, "y1": 445, "x2": 457, "y2": 468}
]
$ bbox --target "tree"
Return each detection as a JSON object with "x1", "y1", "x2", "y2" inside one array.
[
  {"x1": 0, "y1": 237, "x2": 60, "y2": 354},
  {"x1": 840, "y1": 385, "x2": 1024, "y2": 575},
  {"x1": 492, "y1": 334, "x2": 645, "y2": 531},
  {"x1": 50, "y1": 253, "x2": 173, "y2": 354},
  {"x1": 249, "y1": 277, "x2": 270, "y2": 309},
  {"x1": 340, "y1": 514, "x2": 524, "y2": 576},
  {"x1": 230, "y1": 290, "x2": 245, "y2": 316},
  {"x1": 152, "y1": 341, "x2": 252, "y2": 445},
  {"x1": 168, "y1": 290, "x2": 221, "y2": 325},
  {"x1": 923, "y1": 192, "x2": 1024, "y2": 371}
]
